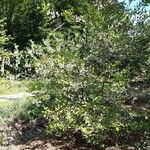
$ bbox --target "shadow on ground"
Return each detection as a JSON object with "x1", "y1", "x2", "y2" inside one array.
[{"x1": 0, "y1": 118, "x2": 100, "y2": 150}]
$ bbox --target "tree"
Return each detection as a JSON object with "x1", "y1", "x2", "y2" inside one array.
[
  {"x1": 142, "y1": 0, "x2": 150, "y2": 3},
  {"x1": 0, "y1": 19, "x2": 13, "y2": 76},
  {"x1": 0, "y1": 0, "x2": 45, "y2": 49},
  {"x1": 0, "y1": 0, "x2": 150, "y2": 148},
  {"x1": 25, "y1": 0, "x2": 150, "y2": 149}
]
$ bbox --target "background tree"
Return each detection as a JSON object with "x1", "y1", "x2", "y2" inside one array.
[{"x1": 0, "y1": 19, "x2": 13, "y2": 76}]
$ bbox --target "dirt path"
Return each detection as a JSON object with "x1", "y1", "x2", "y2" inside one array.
[
  {"x1": 0, "y1": 143, "x2": 56, "y2": 150},
  {"x1": 0, "y1": 93, "x2": 33, "y2": 102}
]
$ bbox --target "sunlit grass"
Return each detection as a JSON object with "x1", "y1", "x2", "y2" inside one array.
[
  {"x1": 0, "y1": 78, "x2": 32, "y2": 124},
  {"x1": 0, "y1": 100, "x2": 14, "y2": 107},
  {"x1": 0, "y1": 78, "x2": 30, "y2": 95}
]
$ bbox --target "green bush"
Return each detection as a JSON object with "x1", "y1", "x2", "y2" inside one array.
[
  {"x1": 15, "y1": 0, "x2": 150, "y2": 149},
  {"x1": 27, "y1": 29, "x2": 150, "y2": 149}
]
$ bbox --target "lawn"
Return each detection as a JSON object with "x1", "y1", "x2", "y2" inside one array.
[
  {"x1": 0, "y1": 78, "x2": 29, "y2": 95},
  {"x1": 0, "y1": 78, "x2": 31, "y2": 124}
]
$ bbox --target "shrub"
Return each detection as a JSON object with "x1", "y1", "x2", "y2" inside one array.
[{"x1": 24, "y1": 1, "x2": 150, "y2": 149}]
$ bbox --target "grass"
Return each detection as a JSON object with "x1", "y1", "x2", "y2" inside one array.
[
  {"x1": 0, "y1": 99, "x2": 31, "y2": 124},
  {"x1": 0, "y1": 100, "x2": 14, "y2": 107},
  {"x1": 0, "y1": 78, "x2": 30, "y2": 95},
  {"x1": 0, "y1": 78, "x2": 31, "y2": 124},
  {"x1": 0, "y1": 101, "x2": 16, "y2": 124}
]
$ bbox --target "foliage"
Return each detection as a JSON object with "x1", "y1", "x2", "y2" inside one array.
[
  {"x1": 0, "y1": 0, "x2": 45, "y2": 48},
  {"x1": 0, "y1": 0, "x2": 150, "y2": 149},
  {"x1": 27, "y1": 2, "x2": 150, "y2": 148},
  {"x1": 0, "y1": 19, "x2": 13, "y2": 76},
  {"x1": 142, "y1": 0, "x2": 150, "y2": 4}
]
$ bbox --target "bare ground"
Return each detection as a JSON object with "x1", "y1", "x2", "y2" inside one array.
[{"x1": 0, "y1": 118, "x2": 101, "y2": 150}]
